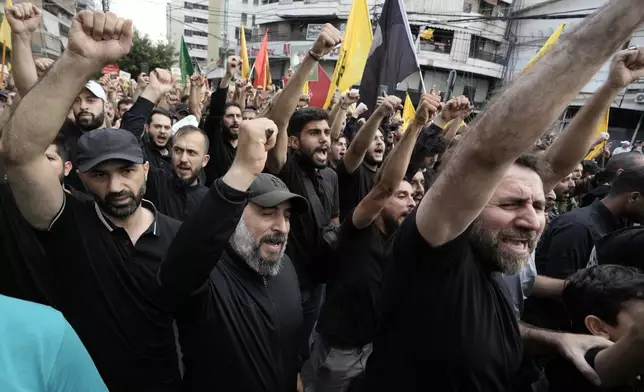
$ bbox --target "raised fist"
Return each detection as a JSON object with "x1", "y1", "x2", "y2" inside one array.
[
  {"x1": 234, "y1": 117, "x2": 278, "y2": 176},
  {"x1": 67, "y1": 11, "x2": 133, "y2": 66},
  {"x1": 414, "y1": 91, "x2": 442, "y2": 126},
  {"x1": 607, "y1": 47, "x2": 644, "y2": 90},
  {"x1": 341, "y1": 90, "x2": 360, "y2": 108},
  {"x1": 137, "y1": 72, "x2": 150, "y2": 87},
  {"x1": 375, "y1": 95, "x2": 403, "y2": 117},
  {"x1": 6, "y1": 3, "x2": 41, "y2": 36},
  {"x1": 226, "y1": 55, "x2": 242, "y2": 76},
  {"x1": 98, "y1": 74, "x2": 111, "y2": 86},
  {"x1": 440, "y1": 95, "x2": 472, "y2": 122},
  {"x1": 148, "y1": 68, "x2": 175, "y2": 95},
  {"x1": 311, "y1": 24, "x2": 342, "y2": 57},
  {"x1": 190, "y1": 73, "x2": 205, "y2": 88},
  {"x1": 235, "y1": 78, "x2": 248, "y2": 89},
  {"x1": 34, "y1": 57, "x2": 55, "y2": 75}
]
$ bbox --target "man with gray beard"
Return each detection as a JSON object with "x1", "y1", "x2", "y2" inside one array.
[{"x1": 159, "y1": 118, "x2": 309, "y2": 392}]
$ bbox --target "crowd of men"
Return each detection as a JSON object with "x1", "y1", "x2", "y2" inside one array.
[{"x1": 3, "y1": 1, "x2": 644, "y2": 391}]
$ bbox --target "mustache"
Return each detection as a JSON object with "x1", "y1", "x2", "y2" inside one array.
[
  {"x1": 105, "y1": 190, "x2": 135, "y2": 203},
  {"x1": 260, "y1": 233, "x2": 287, "y2": 244},
  {"x1": 498, "y1": 228, "x2": 537, "y2": 247}
]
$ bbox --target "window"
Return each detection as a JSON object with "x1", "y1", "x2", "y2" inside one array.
[
  {"x1": 254, "y1": 0, "x2": 259, "y2": 4},
  {"x1": 185, "y1": 29, "x2": 193, "y2": 37},
  {"x1": 184, "y1": 15, "x2": 193, "y2": 23},
  {"x1": 242, "y1": 13, "x2": 247, "y2": 24},
  {"x1": 252, "y1": 15, "x2": 256, "y2": 26},
  {"x1": 479, "y1": 0, "x2": 494, "y2": 16},
  {"x1": 184, "y1": 1, "x2": 192, "y2": 9},
  {"x1": 235, "y1": 27, "x2": 240, "y2": 39},
  {"x1": 462, "y1": 85, "x2": 477, "y2": 102},
  {"x1": 243, "y1": 0, "x2": 248, "y2": 3}
]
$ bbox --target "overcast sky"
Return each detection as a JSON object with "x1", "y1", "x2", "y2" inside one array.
[{"x1": 111, "y1": 0, "x2": 168, "y2": 43}]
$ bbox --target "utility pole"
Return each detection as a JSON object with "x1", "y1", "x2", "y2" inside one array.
[{"x1": 102, "y1": 0, "x2": 109, "y2": 12}]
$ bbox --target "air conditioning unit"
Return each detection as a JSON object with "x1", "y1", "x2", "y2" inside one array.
[{"x1": 636, "y1": 93, "x2": 644, "y2": 104}]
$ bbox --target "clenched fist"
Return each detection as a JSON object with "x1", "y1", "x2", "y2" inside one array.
[
  {"x1": 311, "y1": 24, "x2": 342, "y2": 57},
  {"x1": 233, "y1": 118, "x2": 278, "y2": 176},
  {"x1": 440, "y1": 95, "x2": 472, "y2": 123},
  {"x1": 148, "y1": 68, "x2": 175, "y2": 95},
  {"x1": 414, "y1": 91, "x2": 442, "y2": 126},
  {"x1": 375, "y1": 95, "x2": 403, "y2": 117},
  {"x1": 191, "y1": 73, "x2": 206, "y2": 88},
  {"x1": 226, "y1": 56, "x2": 242, "y2": 77},
  {"x1": 607, "y1": 47, "x2": 644, "y2": 90},
  {"x1": 67, "y1": 11, "x2": 133, "y2": 66},
  {"x1": 34, "y1": 57, "x2": 55, "y2": 76},
  {"x1": 6, "y1": 3, "x2": 41, "y2": 36},
  {"x1": 340, "y1": 90, "x2": 360, "y2": 108}
]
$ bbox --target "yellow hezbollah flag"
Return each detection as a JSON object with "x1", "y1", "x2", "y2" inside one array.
[
  {"x1": 323, "y1": 0, "x2": 372, "y2": 108},
  {"x1": 302, "y1": 80, "x2": 309, "y2": 95},
  {"x1": 522, "y1": 23, "x2": 565, "y2": 72},
  {"x1": 0, "y1": 0, "x2": 13, "y2": 51},
  {"x1": 265, "y1": 55, "x2": 272, "y2": 88},
  {"x1": 420, "y1": 28, "x2": 434, "y2": 41},
  {"x1": 584, "y1": 109, "x2": 610, "y2": 160},
  {"x1": 240, "y1": 24, "x2": 250, "y2": 79},
  {"x1": 402, "y1": 93, "x2": 415, "y2": 132}
]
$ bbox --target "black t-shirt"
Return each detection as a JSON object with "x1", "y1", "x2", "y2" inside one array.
[
  {"x1": 276, "y1": 152, "x2": 340, "y2": 289},
  {"x1": 34, "y1": 196, "x2": 182, "y2": 391},
  {"x1": 145, "y1": 167, "x2": 209, "y2": 221},
  {"x1": 0, "y1": 183, "x2": 57, "y2": 305},
  {"x1": 364, "y1": 210, "x2": 523, "y2": 391},
  {"x1": 547, "y1": 347, "x2": 644, "y2": 392},
  {"x1": 337, "y1": 161, "x2": 376, "y2": 222},
  {"x1": 316, "y1": 214, "x2": 389, "y2": 348},
  {"x1": 596, "y1": 226, "x2": 644, "y2": 269}
]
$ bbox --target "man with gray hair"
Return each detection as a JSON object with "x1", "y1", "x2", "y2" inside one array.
[{"x1": 159, "y1": 117, "x2": 309, "y2": 391}]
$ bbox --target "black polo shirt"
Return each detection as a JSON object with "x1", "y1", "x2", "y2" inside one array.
[
  {"x1": 546, "y1": 348, "x2": 642, "y2": 392},
  {"x1": 34, "y1": 196, "x2": 182, "y2": 391},
  {"x1": 120, "y1": 97, "x2": 173, "y2": 173},
  {"x1": 203, "y1": 87, "x2": 236, "y2": 186},
  {"x1": 276, "y1": 151, "x2": 340, "y2": 289},
  {"x1": 525, "y1": 199, "x2": 628, "y2": 331},
  {"x1": 316, "y1": 214, "x2": 390, "y2": 348},
  {"x1": 364, "y1": 210, "x2": 522, "y2": 391},
  {"x1": 160, "y1": 180, "x2": 303, "y2": 392},
  {"x1": 337, "y1": 161, "x2": 376, "y2": 222},
  {"x1": 145, "y1": 167, "x2": 209, "y2": 221}
]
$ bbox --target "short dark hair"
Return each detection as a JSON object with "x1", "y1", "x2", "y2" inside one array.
[
  {"x1": 52, "y1": 134, "x2": 71, "y2": 162},
  {"x1": 287, "y1": 107, "x2": 329, "y2": 137},
  {"x1": 117, "y1": 97, "x2": 134, "y2": 110},
  {"x1": 173, "y1": 125, "x2": 210, "y2": 153},
  {"x1": 582, "y1": 160, "x2": 601, "y2": 175},
  {"x1": 604, "y1": 152, "x2": 644, "y2": 182},
  {"x1": 223, "y1": 103, "x2": 242, "y2": 114},
  {"x1": 608, "y1": 166, "x2": 644, "y2": 196},
  {"x1": 514, "y1": 153, "x2": 548, "y2": 179},
  {"x1": 563, "y1": 265, "x2": 644, "y2": 333},
  {"x1": 147, "y1": 108, "x2": 174, "y2": 125}
]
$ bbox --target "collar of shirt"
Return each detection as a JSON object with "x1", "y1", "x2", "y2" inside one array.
[
  {"x1": 93, "y1": 199, "x2": 159, "y2": 237},
  {"x1": 592, "y1": 198, "x2": 628, "y2": 228}
]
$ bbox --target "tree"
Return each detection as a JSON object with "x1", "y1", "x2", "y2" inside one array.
[{"x1": 118, "y1": 29, "x2": 176, "y2": 78}]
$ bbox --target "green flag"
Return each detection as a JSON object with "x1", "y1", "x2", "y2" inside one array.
[{"x1": 180, "y1": 37, "x2": 194, "y2": 85}]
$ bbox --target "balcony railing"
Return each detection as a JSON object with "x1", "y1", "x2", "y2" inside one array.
[
  {"x1": 469, "y1": 49, "x2": 505, "y2": 65},
  {"x1": 419, "y1": 41, "x2": 452, "y2": 55}
]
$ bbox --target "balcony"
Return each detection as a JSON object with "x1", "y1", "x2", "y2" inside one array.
[
  {"x1": 469, "y1": 49, "x2": 505, "y2": 65},
  {"x1": 256, "y1": 0, "x2": 351, "y2": 24}
]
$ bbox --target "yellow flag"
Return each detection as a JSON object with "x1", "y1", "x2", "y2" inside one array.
[
  {"x1": 265, "y1": 54, "x2": 272, "y2": 88},
  {"x1": 323, "y1": 0, "x2": 372, "y2": 108},
  {"x1": 522, "y1": 23, "x2": 565, "y2": 72},
  {"x1": 420, "y1": 28, "x2": 434, "y2": 41},
  {"x1": 240, "y1": 24, "x2": 250, "y2": 79},
  {"x1": 0, "y1": 0, "x2": 13, "y2": 51},
  {"x1": 584, "y1": 109, "x2": 610, "y2": 160},
  {"x1": 302, "y1": 81, "x2": 309, "y2": 95},
  {"x1": 402, "y1": 93, "x2": 415, "y2": 132}
]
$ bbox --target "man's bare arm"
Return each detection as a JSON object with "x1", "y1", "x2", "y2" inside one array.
[
  {"x1": 531, "y1": 275, "x2": 565, "y2": 299},
  {"x1": 266, "y1": 24, "x2": 342, "y2": 174},
  {"x1": 543, "y1": 48, "x2": 644, "y2": 191},
  {"x1": 416, "y1": 2, "x2": 644, "y2": 247},
  {"x1": 353, "y1": 94, "x2": 440, "y2": 229},
  {"x1": 0, "y1": 11, "x2": 133, "y2": 230},
  {"x1": 189, "y1": 73, "x2": 205, "y2": 121},
  {"x1": 7, "y1": 3, "x2": 41, "y2": 96}
]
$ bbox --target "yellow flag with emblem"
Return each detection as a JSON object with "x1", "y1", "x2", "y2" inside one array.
[
  {"x1": 522, "y1": 23, "x2": 565, "y2": 72},
  {"x1": 402, "y1": 93, "x2": 415, "y2": 132}
]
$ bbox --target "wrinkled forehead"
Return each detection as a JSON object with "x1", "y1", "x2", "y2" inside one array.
[{"x1": 493, "y1": 164, "x2": 546, "y2": 203}]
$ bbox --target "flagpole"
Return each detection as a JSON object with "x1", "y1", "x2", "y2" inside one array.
[
  {"x1": 418, "y1": 68, "x2": 426, "y2": 94},
  {"x1": 1, "y1": 42, "x2": 6, "y2": 87}
]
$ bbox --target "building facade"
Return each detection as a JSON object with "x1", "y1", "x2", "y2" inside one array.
[
  {"x1": 167, "y1": 0, "x2": 210, "y2": 69},
  {"x1": 507, "y1": 0, "x2": 644, "y2": 142}
]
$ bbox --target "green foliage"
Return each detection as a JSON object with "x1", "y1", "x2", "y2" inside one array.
[{"x1": 118, "y1": 29, "x2": 176, "y2": 79}]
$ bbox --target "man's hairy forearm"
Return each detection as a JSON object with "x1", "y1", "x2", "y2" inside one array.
[
  {"x1": 1, "y1": 52, "x2": 96, "y2": 163},
  {"x1": 519, "y1": 322, "x2": 560, "y2": 355},
  {"x1": 377, "y1": 121, "x2": 422, "y2": 189},
  {"x1": 11, "y1": 34, "x2": 38, "y2": 97},
  {"x1": 269, "y1": 54, "x2": 316, "y2": 129},
  {"x1": 465, "y1": 2, "x2": 644, "y2": 168},
  {"x1": 543, "y1": 83, "x2": 620, "y2": 190}
]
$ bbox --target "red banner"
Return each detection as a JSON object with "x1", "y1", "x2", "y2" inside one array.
[{"x1": 101, "y1": 64, "x2": 120, "y2": 75}]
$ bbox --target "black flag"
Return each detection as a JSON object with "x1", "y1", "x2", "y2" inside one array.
[{"x1": 359, "y1": 0, "x2": 420, "y2": 115}]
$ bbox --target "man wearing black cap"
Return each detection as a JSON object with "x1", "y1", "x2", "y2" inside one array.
[
  {"x1": 159, "y1": 117, "x2": 308, "y2": 391},
  {"x1": 0, "y1": 11, "x2": 183, "y2": 391}
]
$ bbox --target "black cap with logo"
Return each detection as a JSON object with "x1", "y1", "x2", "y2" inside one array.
[
  {"x1": 248, "y1": 173, "x2": 309, "y2": 214},
  {"x1": 76, "y1": 128, "x2": 145, "y2": 173}
]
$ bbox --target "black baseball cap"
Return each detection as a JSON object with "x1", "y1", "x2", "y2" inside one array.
[
  {"x1": 173, "y1": 103, "x2": 190, "y2": 115},
  {"x1": 76, "y1": 128, "x2": 145, "y2": 173},
  {"x1": 248, "y1": 174, "x2": 308, "y2": 213}
]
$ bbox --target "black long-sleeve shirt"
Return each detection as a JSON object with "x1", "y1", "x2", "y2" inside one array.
[
  {"x1": 121, "y1": 97, "x2": 173, "y2": 173},
  {"x1": 203, "y1": 87, "x2": 236, "y2": 186},
  {"x1": 159, "y1": 179, "x2": 303, "y2": 392},
  {"x1": 145, "y1": 167, "x2": 208, "y2": 221}
]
